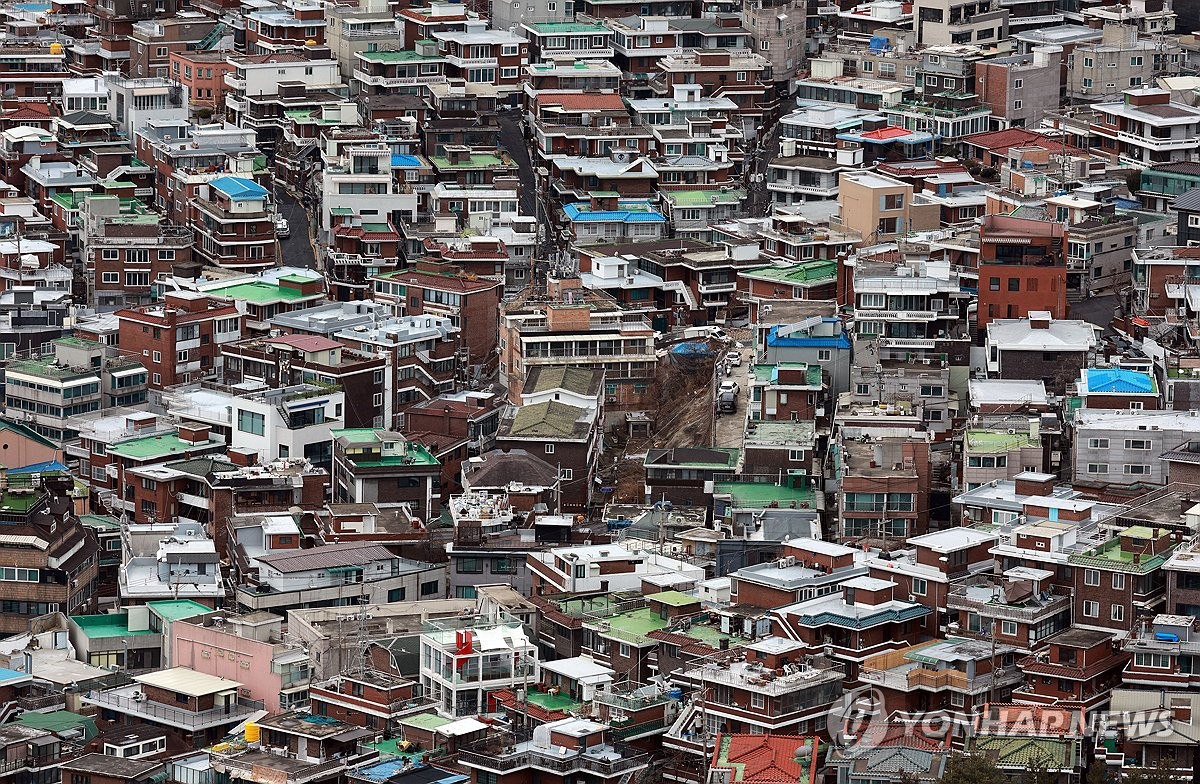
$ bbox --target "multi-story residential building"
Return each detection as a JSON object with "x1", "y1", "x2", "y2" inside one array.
[
  {"x1": 352, "y1": 44, "x2": 447, "y2": 97},
  {"x1": 330, "y1": 429, "x2": 441, "y2": 516},
  {"x1": 0, "y1": 472, "x2": 98, "y2": 633},
  {"x1": 500, "y1": 277, "x2": 656, "y2": 410},
  {"x1": 116, "y1": 292, "x2": 243, "y2": 390},
  {"x1": 236, "y1": 541, "x2": 444, "y2": 613},
  {"x1": 1065, "y1": 24, "x2": 1180, "y2": 103},
  {"x1": 188, "y1": 176, "x2": 277, "y2": 271},
  {"x1": 224, "y1": 53, "x2": 344, "y2": 149},
  {"x1": 861, "y1": 637, "x2": 1024, "y2": 716},
  {"x1": 976, "y1": 47, "x2": 1062, "y2": 130},
  {"x1": 495, "y1": 400, "x2": 598, "y2": 512},
  {"x1": 420, "y1": 614, "x2": 536, "y2": 717},
  {"x1": 985, "y1": 314, "x2": 1099, "y2": 394},
  {"x1": 834, "y1": 170, "x2": 940, "y2": 241},
  {"x1": 431, "y1": 22, "x2": 529, "y2": 102},
  {"x1": 220, "y1": 333, "x2": 385, "y2": 429},
  {"x1": 1087, "y1": 88, "x2": 1200, "y2": 168},
  {"x1": 1013, "y1": 628, "x2": 1126, "y2": 708},
  {"x1": 978, "y1": 215, "x2": 1067, "y2": 331},
  {"x1": 912, "y1": 0, "x2": 1009, "y2": 46},
  {"x1": 82, "y1": 667, "x2": 264, "y2": 748},
  {"x1": 333, "y1": 314, "x2": 459, "y2": 424},
  {"x1": 130, "y1": 14, "x2": 220, "y2": 79},
  {"x1": 4, "y1": 338, "x2": 147, "y2": 443},
  {"x1": 458, "y1": 717, "x2": 649, "y2": 784},
  {"x1": 652, "y1": 50, "x2": 774, "y2": 138},
  {"x1": 520, "y1": 22, "x2": 614, "y2": 63},
  {"x1": 78, "y1": 195, "x2": 195, "y2": 309},
  {"x1": 169, "y1": 51, "x2": 235, "y2": 112},
  {"x1": 833, "y1": 431, "x2": 932, "y2": 540},
  {"x1": 1073, "y1": 409, "x2": 1200, "y2": 490}
]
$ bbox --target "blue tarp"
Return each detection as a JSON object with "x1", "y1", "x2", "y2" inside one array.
[{"x1": 9, "y1": 460, "x2": 67, "y2": 474}]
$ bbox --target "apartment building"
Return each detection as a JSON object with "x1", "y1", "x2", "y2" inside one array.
[
  {"x1": 912, "y1": 0, "x2": 1009, "y2": 46},
  {"x1": 978, "y1": 215, "x2": 1067, "y2": 331},
  {"x1": 1067, "y1": 24, "x2": 1181, "y2": 102},
  {"x1": 500, "y1": 277, "x2": 656, "y2": 410},
  {"x1": 833, "y1": 431, "x2": 932, "y2": 540},
  {"x1": 835, "y1": 170, "x2": 940, "y2": 241},
  {"x1": 985, "y1": 314, "x2": 1099, "y2": 393},
  {"x1": 187, "y1": 176, "x2": 277, "y2": 271},
  {"x1": 169, "y1": 51, "x2": 234, "y2": 112},
  {"x1": 420, "y1": 615, "x2": 536, "y2": 718},
  {"x1": 116, "y1": 292, "x2": 243, "y2": 389},
  {"x1": 330, "y1": 429, "x2": 441, "y2": 517},
  {"x1": 976, "y1": 47, "x2": 1062, "y2": 128},
  {"x1": 1088, "y1": 88, "x2": 1200, "y2": 167}
]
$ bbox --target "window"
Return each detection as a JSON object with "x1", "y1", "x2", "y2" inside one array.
[
  {"x1": 457, "y1": 557, "x2": 483, "y2": 574},
  {"x1": 152, "y1": 351, "x2": 161, "y2": 363},
  {"x1": 1013, "y1": 100, "x2": 1022, "y2": 110},
  {"x1": 925, "y1": 76, "x2": 939, "y2": 88},
  {"x1": 736, "y1": 71, "x2": 747, "y2": 82},
  {"x1": 950, "y1": 692, "x2": 964, "y2": 707},
  {"x1": 1083, "y1": 600, "x2": 1099, "y2": 618},
  {"x1": 1087, "y1": 464, "x2": 1108, "y2": 474},
  {"x1": 1130, "y1": 56, "x2": 1144, "y2": 66},
  {"x1": 237, "y1": 409, "x2": 264, "y2": 436},
  {"x1": 1084, "y1": 569, "x2": 1100, "y2": 586},
  {"x1": 141, "y1": 478, "x2": 156, "y2": 490},
  {"x1": 751, "y1": 693, "x2": 765, "y2": 708},
  {"x1": 920, "y1": 385, "x2": 944, "y2": 397},
  {"x1": 420, "y1": 580, "x2": 439, "y2": 596},
  {"x1": 989, "y1": 277, "x2": 1000, "y2": 291},
  {"x1": 818, "y1": 349, "x2": 832, "y2": 361},
  {"x1": 855, "y1": 384, "x2": 870, "y2": 395},
  {"x1": 1111, "y1": 604, "x2": 1124, "y2": 622},
  {"x1": 158, "y1": 249, "x2": 175, "y2": 261},
  {"x1": 102, "y1": 249, "x2": 119, "y2": 261},
  {"x1": 1008, "y1": 278, "x2": 1020, "y2": 292},
  {"x1": 560, "y1": 468, "x2": 573, "y2": 481},
  {"x1": 1000, "y1": 621, "x2": 1017, "y2": 636},
  {"x1": 1125, "y1": 439, "x2": 1152, "y2": 450},
  {"x1": 1083, "y1": 57, "x2": 1093, "y2": 68},
  {"x1": 1088, "y1": 438, "x2": 1109, "y2": 449},
  {"x1": 545, "y1": 444, "x2": 555, "y2": 454},
  {"x1": 1135, "y1": 653, "x2": 1172, "y2": 668},
  {"x1": 882, "y1": 193, "x2": 904, "y2": 210},
  {"x1": 912, "y1": 578, "x2": 927, "y2": 596},
  {"x1": 373, "y1": 393, "x2": 383, "y2": 406},
  {"x1": 1130, "y1": 401, "x2": 1144, "y2": 411},
  {"x1": 1124, "y1": 464, "x2": 1151, "y2": 475},
  {"x1": 1013, "y1": 78, "x2": 1023, "y2": 89},
  {"x1": 619, "y1": 643, "x2": 630, "y2": 657},
  {"x1": 1113, "y1": 573, "x2": 1125, "y2": 590},
  {"x1": 101, "y1": 272, "x2": 119, "y2": 284}
]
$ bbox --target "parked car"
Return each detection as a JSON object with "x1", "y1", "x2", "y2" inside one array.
[
  {"x1": 725, "y1": 351, "x2": 742, "y2": 367},
  {"x1": 719, "y1": 380, "x2": 740, "y2": 395}
]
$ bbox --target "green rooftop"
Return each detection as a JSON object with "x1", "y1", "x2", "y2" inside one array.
[
  {"x1": 16, "y1": 711, "x2": 97, "y2": 741},
  {"x1": 50, "y1": 192, "x2": 149, "y2": 213},
  {"x1": 971, "y1": 735, "x2": 1076, "y2": 769},
  {"x1": 361, "y1": 222, "x2": 392, "y2": 233},
  {"x1": 206, "y1": 280, "x2": 323, "y2": 305},
  {"x1": 429, "y1": 153, "x2": 505, "y2": 170},
  {"x1": 648, "y1": 447, "x2": 739, "y2": 469},
  {"x1": 552, "y1": 592, "x2": 642, "y2": 619},
  {"x1": 524, "y1": 688, "x2": 582, "y2": 712},
  {"x1": 108, "y1": 432, "x2": 223, "y2": 461},
  {"x1": 79, "y1": 513, "x2": 121, "y2": 531},
  {"x1": 595, "y1": 605, "x2": 735, "y2": 647},
  {"x1": 665, "y1": 189, "x2": 747, "y2": 208},
  {"x1": 398, "y1": 713, "x2": 451, "y2": 731},
  {"x1": 1067, "y1": 527, "x2": 1174, "y2": 573},
  {"x1": 527, "y1": 21, "x2": 609, "y2": 33},
  {"x1": 6, "y1": 355, "x2": 100, "y2": 381},
  {"x1": 648, "y1": 590, "x2": 700, "y2": 607},
  {"x1": 358, "y1": 48, "x2": 442, "y2": 63},
  {"x1": 966, "y1": 430, "x2": 1037, "y2": 452},
  {"x1": 368, "y1": 739, "x2": 427, "y2": 761},
  {"x1": 334, "y1": 429, "x2": 440, "y2": 467},
  {"x1": 750, "y1": 362, "x2": 823, "y2": 388},
  {"x1": 148, "y1": 599, "x2": 213, "y2": 621},
  {"x1": 71, "y1": 613, "x2": 158, "y2": 640},
  {"x1": 742, "y1": 261, "x2": 837, "y2": 285},
  {"x1": 714, "y1": 480, "x2": 815, "y2": 509}
]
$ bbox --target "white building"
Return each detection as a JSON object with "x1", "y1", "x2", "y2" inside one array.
[
  {"x1": 119, "y1": 520, "x2": 224, "y2": 605},
  {"x1": 420, "y1": 617, "x2": 538, "y2": 718}
]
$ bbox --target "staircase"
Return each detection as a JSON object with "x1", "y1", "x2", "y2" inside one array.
[{"x1": 196, "y1": 23, "x2": 226, "y2": 51}]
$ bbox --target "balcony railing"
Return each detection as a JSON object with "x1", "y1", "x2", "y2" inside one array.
[
  {"x1": 85, "y1": 689, "x2": 264, "y2": 729},
  {"x1": 458, "y1": 744, "x2": 649, "y2": 776}
]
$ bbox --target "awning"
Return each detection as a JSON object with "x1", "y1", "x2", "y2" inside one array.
[{"x1": 110, "y1": 366, "x2": 146, "y2": 378}]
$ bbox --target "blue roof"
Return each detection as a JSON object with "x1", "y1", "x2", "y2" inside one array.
[
  {"x1": 765, "y1": 322, "x2": 852, "y2": 350},
  {"x1": 1085, "y1": 368, "x2": 1155, "y2": 395},
  {"x1": 351, "y1": 759, "x2": 468, "y2": 784},
  {"x1": 0, "y1": 667, "x2": 28, "y2": 684},
  {"x1": 210, "y1": 176, "x2": 268, "y2": 200},
  {"x1": 562, "y1": 201, "x2": 666, "y2": 224},
  {"x1": 391, "y1": 154, "x2": 422, "y2": 168},
  {"x1": 9, "y1": 460, "x2": 68, "y2": 474}
]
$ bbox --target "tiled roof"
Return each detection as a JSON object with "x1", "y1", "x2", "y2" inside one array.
[
  {"x1": 257, "y1": 542, "x2": 398, "y2": 573},
  {"x1": 1084, "y1": 368, "x2": 1155, "y2": 395},
  {"x1": 525, "y1": 366, "x2": 602, "y2": 397},
  {"x1": 504, "y1": 400, "x2": 591, "y2": 440},
  {"x1": 712, "y1": 735, "x2": 819, "y2": 784},
  {"x1": 1175, "y1": 187, "x2": 1200, "y2": 212},
  {"x1": 265, "y1": 333, "x2": 343, "y2": 352},
  {"x1": 537, "y1": 92, "x2": 627, "y2": 111}
]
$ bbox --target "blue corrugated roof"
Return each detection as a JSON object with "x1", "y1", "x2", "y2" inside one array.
[
  {"x1": 563, "y1": 202, "x2": 666, "y2": 223},
  {"x1": 765, "y1": 323, "x2": 852, "y2": 350},
  {"x1": 211, "y1": 176, "x2": 268, "y2": 200},
  {"x1": 1086, "y1": 368, "x2": 1155, "y2": 394},
  {"x1": 391, "y1": 154, "x2": 421, "y2": 168},
  {"x1": 9, "y1": 460, "x2": 67, "y2": 474}
]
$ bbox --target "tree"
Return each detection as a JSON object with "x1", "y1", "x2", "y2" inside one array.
[
  {"x1": 1085, "y1": 759, "x2": 1111, "y2": 784},
  {"x1": 941, "y1": 754, "x2": 1009, "y2": 784}
]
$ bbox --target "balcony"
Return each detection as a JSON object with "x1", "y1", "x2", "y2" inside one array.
[
  {"x1": 446, "y1": 55, "x2": 498, "y2": 67},
  {"x1": 946, "y1": 583, "x2": 1072, "y2": 623},
  {"x1": 210, "y1": 747, "x2": 377, "y2": 784},
  {"x1": 353, "y1": 69, "x2": 445, "y2": 87},
  {"x1": 1113, "y1": 128, "x2": 1197, "y2": 152},
  {"x1": 83, "y1": 686, "x2": 265, "y2": 730},
  {"x1": 178, "y1": 492, "x2": 209, "y2": 509},
  {"x1": 458, "y1": 741, "x2": 649, "y2": 776}
]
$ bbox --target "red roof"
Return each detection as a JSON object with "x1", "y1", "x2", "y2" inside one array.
[
  {"x1": 962, "y1": 127, "x2": 1087, "y2": 157},
  {"x1": 712, "y1": 735, "x2": 820, "y2": 784},
  {"x1": 860, "y1": 126, "x2": 916, "y2": 141},
  {"x1": 265, "y1": 333, "x2": 342, "y2": 352},
  {"x1": 537, "y1": 92, "x2": 627, "y2": 111}
]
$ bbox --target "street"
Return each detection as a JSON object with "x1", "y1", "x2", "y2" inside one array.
[
  {"x1": 275, "y1": 189, "x2": 317, "y2": 270},
  {"x1": 1070, "y1": 294, "x2": 1119, "y2": 332},
  {"x1": 497, "y1": 110, "x2": 538, "y2": 217}
]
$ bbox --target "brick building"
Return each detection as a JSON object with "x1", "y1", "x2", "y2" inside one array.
[
  {"x1": 978, "y1": 214, "x2": 1067, "y2": 333},
  {"x1": 116, "y1": 292, "x2": 243, "y2": 389}
]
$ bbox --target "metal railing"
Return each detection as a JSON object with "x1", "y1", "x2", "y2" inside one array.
[{"x1": 85, "y1": 690, "x2": 264, "y2": 728}]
